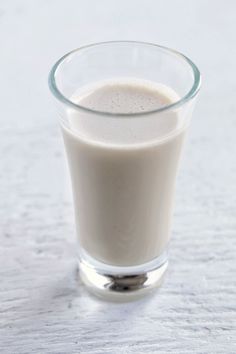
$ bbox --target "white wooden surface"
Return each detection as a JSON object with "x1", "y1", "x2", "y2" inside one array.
[{"x1": 0, "y1": 0, "x2": 236, "y2": 353}]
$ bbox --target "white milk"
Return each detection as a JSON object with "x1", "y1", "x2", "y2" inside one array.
[{"x1": 62, "y1": 79, "x2": 186, "y2": 266}]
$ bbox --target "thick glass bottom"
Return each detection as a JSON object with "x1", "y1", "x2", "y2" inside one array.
[{"x1": 79, "y1": 249, "x2": 168, "y2": 301}]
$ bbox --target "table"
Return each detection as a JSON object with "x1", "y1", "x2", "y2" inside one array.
[{"x1": 0, "y1": 0, "x2": 235, "y2": 353}]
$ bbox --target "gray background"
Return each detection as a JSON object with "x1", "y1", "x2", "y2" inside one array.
[{"x1": 0, "y1": 0, "x2": 235, "y2": 353}]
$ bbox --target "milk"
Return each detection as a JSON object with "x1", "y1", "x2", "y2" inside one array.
[{"x1": 62, "y1": 79, "x2": 186, "y2": 267}]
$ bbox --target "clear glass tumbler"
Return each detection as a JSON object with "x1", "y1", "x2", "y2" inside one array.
[{"x1": 49, "y1": 41, "x2": 201, "y2": 299}]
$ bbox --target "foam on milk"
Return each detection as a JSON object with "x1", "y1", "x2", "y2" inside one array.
[{"x1": 70, "y1": 78, "x2": 180, "y2": 114}]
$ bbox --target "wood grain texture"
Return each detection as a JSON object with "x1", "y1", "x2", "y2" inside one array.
[{"x1": 0, "y1": 0, "x2": 235, "y2": 353}]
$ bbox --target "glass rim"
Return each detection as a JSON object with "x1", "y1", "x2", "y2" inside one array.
[{"x1": 48, "y1": 40, "x2": 201, "y2": 117}]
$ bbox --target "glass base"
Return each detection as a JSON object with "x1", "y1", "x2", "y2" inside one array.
[{"x1": 79, "y1": 250, "x2": 168, "y2": 301}]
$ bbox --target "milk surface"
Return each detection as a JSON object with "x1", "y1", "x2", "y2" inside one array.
[{"x1": 62, "y1": 79, "x2": 185, "y2": 266}]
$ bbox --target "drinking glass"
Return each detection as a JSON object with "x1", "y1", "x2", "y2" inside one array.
[{"x1": 49, "y1": 41, "x2": 201, "y2": 299}]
